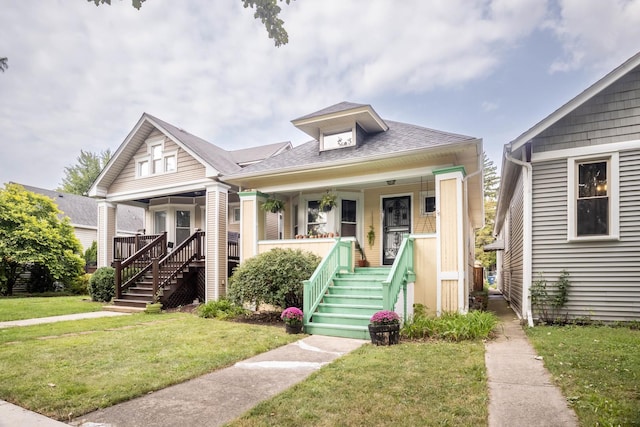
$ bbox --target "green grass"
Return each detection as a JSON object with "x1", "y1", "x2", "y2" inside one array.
[
  {"x1": 227, "y1": 341, "x2": 488, "y2": 427},
  {"x1": 527, "y1": 325, "x2": 640, "y2": 426},
  {"x1": 0, "y1": 295, "x2": 103, "y2": 322},
  {"x1": 0, "y1": 313, "x2": 300, "y2": 420}
]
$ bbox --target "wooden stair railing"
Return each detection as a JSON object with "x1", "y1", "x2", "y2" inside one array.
[
  {"x1": 152, "y1": 230, "x2": 205, "y2": 302},
  {"x1": 113, "y1": 233, "x2": 163, "y2": 261},
  {"x1": 112, "y1": 232, "x2": 167, "y2": 300}
]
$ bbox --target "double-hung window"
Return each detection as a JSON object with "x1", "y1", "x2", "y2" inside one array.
[
  {"x1": 136, "y1": 137, "x2": 178, "y2": 178},
  {"x1": 568, "y1": 153, "x2": 619, "y2": 240}
]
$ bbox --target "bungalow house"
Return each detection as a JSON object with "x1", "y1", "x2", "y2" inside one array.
[
  {"x1": 90, "y1": 103, "x2": 484, "y2": 338},
  {"x1": 223, "y1": 102, "x2": 484, "y2": 337},
  {"x1": 18, "y1": 184, "x2": 143, "y2": 251},
  {"x1": 89, "y1": 113, "x2": 291, "y2": 309},
  {"x1": 494, "y1": 52, "x2": 640, "y2": 324}
]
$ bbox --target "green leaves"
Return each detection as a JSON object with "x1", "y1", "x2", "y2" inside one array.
[
  {"x1": 59, "y1": 149, "x2": 111, "y2": 196},
  {"x1": 0, "y1": 183, "x2": 84, "y2": 295}
]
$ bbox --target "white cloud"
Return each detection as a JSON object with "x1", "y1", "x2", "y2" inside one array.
[
  {"x1": 546, "y1": 0, "x2": 640, "y2": 72},
  {"x1": 482, "y1": 101, "x2": 499, "y2": 112}
]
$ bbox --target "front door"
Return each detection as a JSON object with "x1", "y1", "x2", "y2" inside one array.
[{"x1": 382, "y1": 196, "x2": 411, "y2": 265}]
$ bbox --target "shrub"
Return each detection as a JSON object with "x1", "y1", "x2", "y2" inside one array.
[
  {"x1": 67, "y1": 273, "x2": 91, "y2": 295},
  {"x1": 402, "y1": 307, "x2": 498, "y2": 341},
  {"x1": 228, "y1": 248, "x2": 321, "y2": 310},
  {"x1": 530, "y1": 270, "x2": 570, "y2": 324},
  {"x1": 84, "y1": 241, "x2": 97, "y2": 265},
  {"x1": 197, "y1": 298, "x2": 247, "y2": 319},
  {"x1": 88, "y1": 267, "x2": 115, "y2": 302}
]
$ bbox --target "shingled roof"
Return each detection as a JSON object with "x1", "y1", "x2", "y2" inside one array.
[
  {"x1": 19, "y1": 184, "x2": 143, "y2": 232},
  {"x1": 226, "y1": 119, "x2": 477, "y2": 178}
]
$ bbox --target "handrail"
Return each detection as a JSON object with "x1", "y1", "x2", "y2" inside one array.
[
  {"x1": 153, "y1": 230, "x2": 205, "y2": 301},
  {"x1": 303, "y1": 238, "x2": 352, "y2": 325},
  {"x1": 112, "y1": 232, "x2": 167, "y2": 299},
  {"x1": 113, "y1": 233, "x2": 162, "y2": 261},
  {"x1": 382, "y1": 235, "x2": 415, "y2": 323}
]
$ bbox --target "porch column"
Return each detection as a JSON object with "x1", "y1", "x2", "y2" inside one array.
[
  {"x1": 97, "y1": 200, "x2": 117, "y2": 268},
  {"x1": 238, "y1": 191, "x2": 268, "y2": 262},
  {"x1": 434, "y1": 166, "x2": 466, "y2": 315},
  {"x1": 205, "y1": 182, "x2": 230, "y2": 302}
]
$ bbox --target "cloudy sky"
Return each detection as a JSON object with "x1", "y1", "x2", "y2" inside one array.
[{"x1": 1, "y1": 0, "x2": 640, "y2": 190}]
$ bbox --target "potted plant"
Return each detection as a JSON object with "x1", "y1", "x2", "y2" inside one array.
[
  {"x1": 368, "y1": 310, "x2": 400, "y2": 345},
  {"x1": 281, "y1": 307, "x2": 304, "y2": 334},
  {"x1": 319, "y1": 192, "x2": 337, "y2": 212},
  {"x1": 356, "y1": 243, "x2": 368, "y2": 267},
  {"x1": 261, "y1": 198, "x2": 285, "y2": 214}
]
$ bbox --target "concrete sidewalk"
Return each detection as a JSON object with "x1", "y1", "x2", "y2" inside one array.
[
  {"x1": 71, "y1": 335, "x2": 367, "y2": 426},
  {"x1": 0, "y1": 311, "x2": 129, "y2": 329},
  {"x1": 485, "y1": 291, "x2": 579, "y2": 427}
]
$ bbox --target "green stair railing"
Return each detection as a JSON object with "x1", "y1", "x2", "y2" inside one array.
[
  {"x1": 382, "y1": 235, "x2": 415, "y2": 323},
  {"x1": 303, "y1": 238, "x2": 352, "y2": 326}
]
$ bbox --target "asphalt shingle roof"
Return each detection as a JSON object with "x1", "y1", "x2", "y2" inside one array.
[{"x1": 227, "y1": 120, "x2": 476, "y2": 177}]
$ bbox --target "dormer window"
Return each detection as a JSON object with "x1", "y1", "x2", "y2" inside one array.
[
  {"x1": 321, "y1": 130, "x2": 354, "y2": 151},
  {"x1": 136, "y1": 137, "x2": 178, "y2": 178}
]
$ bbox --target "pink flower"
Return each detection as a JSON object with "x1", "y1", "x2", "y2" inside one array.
[
  {"x1": 370, "y1": 310, "x2": 400, "y2": 325},
  {"x1": 281, "y1": 307, "x2": 303, "y2": 324}
]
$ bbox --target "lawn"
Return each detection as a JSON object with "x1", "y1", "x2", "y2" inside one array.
[
  {"x1": 527, "y1": 325, "x2": 640, "y2": 426},
  {"x1": 228, "y1": 341, "x2": 489, "y2": 427},
  {"x1": 0, "y1": 295, "x2": 103, "y2": 322},
  {"x1": 0, "y1": 312, "x2": 300, "y2": 421}
]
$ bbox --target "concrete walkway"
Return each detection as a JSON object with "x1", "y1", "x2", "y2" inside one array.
[
  {"x1": 0, "y1": 311, "x2": 129, "y2": 329},
  {"x1": 485, "y1": 291, "x2": 579, "y2": 427}
]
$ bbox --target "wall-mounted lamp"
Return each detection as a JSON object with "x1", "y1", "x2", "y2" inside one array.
[{"x1": 386, "y1": 180, "x2": 396, "y2": 185}]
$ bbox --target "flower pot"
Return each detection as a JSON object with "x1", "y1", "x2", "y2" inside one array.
[
  {"x1": 357, "y1": 259, "x2": 368, "y2": 267},
  {"x1": 285, "y1": 323, "x2": 303, "y2": 334},
  {"x1": 368, "y1": 323, "x2": 400, "y2": 346}
]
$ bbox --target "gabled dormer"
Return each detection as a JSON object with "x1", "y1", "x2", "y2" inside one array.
[{"x1": 291, "y1": 102, "x2": 389, "y2": 152}]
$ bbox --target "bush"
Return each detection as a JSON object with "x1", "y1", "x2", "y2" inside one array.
[
  {"x1": 402, "y1": 306, "x2": 498, "y2": 341},
  {"x1": 227, "y1": 248, "x2": 321, "y2": 309},
  {"x1": 84, "y1": 241, "x2": 97, "y2": 265},
  {"x1": 88, "y1": 267, "x2": 115, "y2": 302},
  {"x1": 67, "y1": 273, "x2": 91, "y2": 295},
  {"x1": 197, "y1": 298, "x2": 247, "y2": 319}
]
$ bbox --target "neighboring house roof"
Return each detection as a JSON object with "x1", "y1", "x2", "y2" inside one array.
[
  {"x1": 229, "y1": 141, "x2": 292, "y2": 166},
  {"x1": 90, "y1": 113, "x2": 291, "y2": 198},
  {"x1": 18, "y1": 184, "x2": 143, "y2": 232},
  {"x1": 496, "y1": 51, "x2": 640, "y2": 233},
  {"x1": 227, "y1": 119, "x2": 478, "y2": 179}
]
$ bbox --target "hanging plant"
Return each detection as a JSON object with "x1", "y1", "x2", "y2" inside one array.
[
  {"x1": 367, "y1": 224, "x2": 375, "y2": 249},
  {"x1": 319, "y1": 191, "x2": 337, "y2": 212},
  {"x1": 261, "y1": 198, "x2": 285, "y2": 213}
]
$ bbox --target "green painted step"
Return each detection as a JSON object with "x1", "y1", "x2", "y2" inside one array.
[
  {"x1": 304, "y1": 323, "x2": 370, "y2": 340},
  {"x1": 322, "y1": 294, "x2": 382, "y2": 305},
  {"x1": 311, "y1": 312, "x2": 371, "y2": 327},
  {"x1": 317, "y1": 303, "x2": 382, "y2": 315},
  {"x1": 327, "y1": 285, "x2": 382, "y2": 296}
]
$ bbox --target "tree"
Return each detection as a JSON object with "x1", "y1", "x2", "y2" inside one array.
[
  {"x1": 59, "y1": 149, "x2": 112, "y2": 196},
  {"x1": 475, "y1": 153, "x2": 500, "y2": 271},
  {"x1": 0, "y1": 57, "x2": 7, "y2": 73},
  {"x1": 89, "y1": 0, "x2": 294, "y2": 47},
  {"x1": 0, "y1": 184, "x2": 85, "y2": 296}
]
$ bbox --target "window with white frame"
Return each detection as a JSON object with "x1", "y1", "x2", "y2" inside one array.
[
  {"x1": 307, "y1": 200, "x2": 327, "y2": 235},
  {"x1": 420, "y1": 190, "x2": 436, "y2": 215},
  {"x1": 321, "y1": 130, "x2": 354, "y2": 151},
  {"x1": 136, "y1": 137, "x2": 178, "y2": 178},
  {"x1": 230, "y1": 206, "x2": 240, "y2": 224},
  {"x1": 568, "y1": 153, "x2": 619, "y2": 240},
  {"x1": 341, "y1": 199, "x2": 357, "y2": 237}
]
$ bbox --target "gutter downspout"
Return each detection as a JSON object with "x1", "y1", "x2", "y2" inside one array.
[{"x1": 504, "y1": 148, "x2": 534, "y2": 327}]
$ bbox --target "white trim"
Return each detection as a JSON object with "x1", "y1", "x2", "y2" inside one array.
[
  {"x1": 104, "y1": 179, "x2": 221, "y2": 202},
  {"x1": 456, "y1": 175, "x2": 465, "y2": 313},
  {"x1": 532, "y1": 139, "x2": 640, "y2": 162},
  {"x1": 567, "y1": 152, "x2": 620, "y2": 241}
]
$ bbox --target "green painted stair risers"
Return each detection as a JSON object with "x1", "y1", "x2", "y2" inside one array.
[{"x1": 304, "y1": 267, "x2": 389, "y2": 339}]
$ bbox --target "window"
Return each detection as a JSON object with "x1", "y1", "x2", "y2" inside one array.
[
  {"x1": 321, "y1": 130, "x2": 354, "y2": 151},
  {"x1": 568, "y1": 154, "x2": 619, "y2": 240},
  {"x1": 420, "y1": 190, "x2": 436, "y2": 215},
  {"x1": 230, "y1": 206, "x2": 240, "y2": 224},
  {"x1": 307, "y1": 200, "x2": 327, "y2": 235},
  {"x1": 136, "y1": 137, "x2": 178, "y2": 178},
  {"x1": 341, "y1": 199, "x2": 357, "y2": 237}
]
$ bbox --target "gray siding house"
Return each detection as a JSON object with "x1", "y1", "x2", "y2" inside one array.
[{"x1": 495, "y1": 52, "x2": 640, "y2": 324}]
